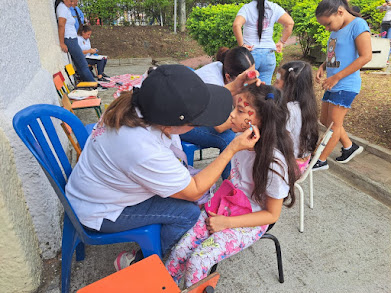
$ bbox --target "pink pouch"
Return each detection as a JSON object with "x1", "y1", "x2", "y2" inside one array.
[{"x1": 205, "y1": 180, "x2": 252, "y2": 217}]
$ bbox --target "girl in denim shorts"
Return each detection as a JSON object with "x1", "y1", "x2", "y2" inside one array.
[{"x1": 313, "y1": 0, "x2": 372, "y2": 170}]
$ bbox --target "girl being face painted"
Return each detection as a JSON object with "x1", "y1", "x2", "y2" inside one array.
[{"x1": 229, "y1": 92, "x2": 261, "y2": 133}]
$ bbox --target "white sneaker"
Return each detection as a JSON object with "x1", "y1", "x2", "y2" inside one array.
[{"x1": 114, "y1": 250, "x2": 136, "y2": 271}]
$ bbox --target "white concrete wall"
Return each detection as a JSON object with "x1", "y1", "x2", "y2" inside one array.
[
  {"x1": 0, "y1": 0, "x2": 68, "y2": 273},
  {"x1": 0, "y1": 129, "x2": 42, "y2": 293}
]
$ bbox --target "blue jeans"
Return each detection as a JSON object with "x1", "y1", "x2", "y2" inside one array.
[
  {"x1": 322, "y1": 90, "x2": 358, "y2": 109},
  {"x1": 251, "y1": 48, "x2": 276, "y2": 85},
  {"x1": 381, "y1": 25, "x2": 391, "y2": 58},
  {"x1": 99, "y1": 195, "x2": 200, "y2": 256},
  {"x1": 87, "y1": 58, "x2": 107, "y2": 76},
  {"x1": 64, "y1": 38, "x2": 95, "y2": 82},
  {"x1": 180, "y1": 127, "x2": 235, "y2": 180}
]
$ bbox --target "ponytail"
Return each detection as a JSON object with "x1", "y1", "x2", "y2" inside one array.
[
  {"x1": 54, "y1": 0, "x2": 62, "y2": 10},
  {"x1": 316, "y1": 0, "x2": 361, "y2": 17},
  {"x1": 103, "y1": 91, "x2": 147, "y2": 129},
  {"x1": 257, "y1": 0, "x2": 266, "y2": 40}
]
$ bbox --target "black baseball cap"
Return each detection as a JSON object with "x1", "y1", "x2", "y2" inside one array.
[{"x1": 132, "y1": 64, "x2": 233, "y2": 126}]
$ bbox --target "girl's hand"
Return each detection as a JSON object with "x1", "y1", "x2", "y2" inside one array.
[
  {"x1": 322, "y1": 75, "x2": 340, "y2": 91},
  {"x1": 316, "y1": 65, "x2": 325, "y2": 83},
  {"x1": 275, "y1": 41, "x2": 284, "y2": 53},
  {"x1": 242, "y1": 44, "x2": 254, "y2": 51},
  {"x1": 230, "y1": 126, "x2": 260, "y2": 152},
  {"x1": 60, "y1": 43, "x2": 68, "y2": 53},
  {"x1": 206, "y1": 211, "x2": 230, "y2": 233},
  {"x1": 90, "y1": 48, "x2": 97, "y2": 54}
]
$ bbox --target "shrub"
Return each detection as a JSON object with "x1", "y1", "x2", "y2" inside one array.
[
  {"x1": 187, "y1": 3, "x2": 283, "y2": 66},
  {"x1": 292, "y1": 0, "x2": 384, "y2": 56},
  {"x1": 272, "y1": 0, "x2": 297, "y2": 13},
  {"x1": 187, "y1": 4, "x2": 242, "y2": 55},
  {"x1": 291, "y1": 0, "x2": 329, "y2": 56},
  {"x1": 350, "y1": 0, "x2": 385, "y2": 32}
]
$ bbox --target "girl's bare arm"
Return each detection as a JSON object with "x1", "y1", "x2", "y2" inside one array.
[{"x1": 206, "y1": 197, "x2": 284, "y2": 233}]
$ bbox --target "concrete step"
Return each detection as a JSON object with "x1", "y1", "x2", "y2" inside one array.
[{"x1": 314, "y1": 126, "x2": 391, "y2": 207}]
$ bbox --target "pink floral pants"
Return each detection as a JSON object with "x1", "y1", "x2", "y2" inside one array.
[{"x1": 165, "y1": 210, "x2": 268, "y2": 287}]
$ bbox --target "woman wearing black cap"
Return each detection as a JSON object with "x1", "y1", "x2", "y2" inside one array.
[{"x1": 65, "y1": 64, "x2": 260, "y2": 270}]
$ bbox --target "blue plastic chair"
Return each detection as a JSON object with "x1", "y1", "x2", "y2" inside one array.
[
  {"x1": 181, "y1": 141, "x2": 207, "y2": 166},
  {"x1": 13, "y1": 104, "x2": 162, "y2": 293}
]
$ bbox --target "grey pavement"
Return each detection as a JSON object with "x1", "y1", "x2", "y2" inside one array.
[{"x1": 39, "y1": 58, "x2": 391, "y2": 293}]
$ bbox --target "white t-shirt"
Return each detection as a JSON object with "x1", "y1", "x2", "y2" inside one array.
[
  {"x1": 56, "y1": 2, "x2": 78, "y2": 39},
  {"x1": 65, "y1": 124, "x2": 191, "y2": 231},
  {"x1": 230, "y1": 148, "x2": 290, "y2": 212},
  {"x1": 195, "y1": 62, "x2": 225, "y2": 86},
  {"x1": 237, "y1": 0, "x2": 286, "y2": 50},
  {"x1": 385, "y1": 6, "x2": 391, "y2": 22},
  {"x1": 77, "y1": 36, "x2": 91, "y2": 56},
  {"x1": 286, "y1": 101, "x2": 303, "y2": 158},
  {"x1": 378, "y1": 5, "x2": 391, "y2": 22}
]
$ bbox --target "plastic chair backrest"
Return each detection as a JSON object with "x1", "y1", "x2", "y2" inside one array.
[
  {"x1": 53, "y1": 71, "x2": 65, "y2": 82},
  {"x1": 13, "y1": 104, "x2": 89, "y2": 236},
  {"x1": 65, "y1": 63, "x2": 76, "y2": 76},
  {"x1": 296, "y1": 123, "x2": 334, "y2": 183},
  {"x1": 54, "y1": 71, "x2": 70, "y2": 93},
  {"x1": 61, "y1": 94, "x2": 75, "y2": 113},
  {"x1": 53, "y1": 74, "x2": 65, "y2": 91}
]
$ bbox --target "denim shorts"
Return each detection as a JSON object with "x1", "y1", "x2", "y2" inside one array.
[{"x1": 322, "y1": 90, "x2": 358, "y2": 108}]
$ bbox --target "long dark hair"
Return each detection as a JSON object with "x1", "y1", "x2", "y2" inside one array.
[
  {"x1": 257, "y1": 0, "x2": 266, "y2": 40},
  {"x1": 55, "y1": 0, "x2": 63, "y2": 10},
  {"x1": 241, "y1": 84, "x2": 298, "y2": 208},
  {"x1": 315, "y1": 0, "x2": 361, "y2": 17},
  {"x1": 217, "y1": 46, "x2": 254, "y2": 83},
  {"x1": 280, "y1": 61, "x2": 319, "y2": 157},
  {"x1": 103, "y1": 91, "x2": 147, "y2": 129}
]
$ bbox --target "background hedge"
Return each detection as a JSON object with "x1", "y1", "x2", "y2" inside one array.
[{"x1": 187, "y1": 3, "x2": 283, "y2": 66}]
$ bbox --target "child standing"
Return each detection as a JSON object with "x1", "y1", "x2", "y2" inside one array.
[
  {"x1": 314, "y1": 0, "x2": 372, "y2": 170},
  {"x1": 274, "y1": 61, "x2": 319, "y2": 173},
  {"x1": 165, "y1": 84, "x2": 298, "y2": 288}
]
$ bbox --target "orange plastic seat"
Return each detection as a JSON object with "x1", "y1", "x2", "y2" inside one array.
[
  {"x1": 70, "y1": 97, "x2": 102, "y2": 109},
  {"x1": 53, "y1": 74, "x2": 102, "y2": 118},
  {"x1": 77, "y1": 255, "x2": 181, "y2": 293}
]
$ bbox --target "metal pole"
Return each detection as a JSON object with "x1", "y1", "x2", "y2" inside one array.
[{"x1": 174, "y1": 0, "x2": 177, "y2": 33}]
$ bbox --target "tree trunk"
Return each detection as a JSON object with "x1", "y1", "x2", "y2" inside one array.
[{"x1": 179, "y1": 0, "x2": 186, "y2": 32}]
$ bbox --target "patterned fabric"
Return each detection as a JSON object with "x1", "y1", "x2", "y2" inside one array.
[
  {"x1": 165, "y1": 210, "x2": 268, "y2": 288},
  {"x1": 96, "y1": 73, "x2": 146, "y2": 99}
]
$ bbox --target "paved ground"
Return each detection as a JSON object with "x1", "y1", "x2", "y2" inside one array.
[{"x1": 39, "y1": 57, "x2": 391, "y2": 293}]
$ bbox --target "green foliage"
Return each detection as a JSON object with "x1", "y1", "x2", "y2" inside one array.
[
  {"x1": 187, "y1": 4, "x2": 241, "y2": 56},
  {"x1": 291, "y1": 0, "x2": 329, "y2": 56},
  {"x1": 272, "y1": 0, "x2": 297, "y2": 13},
  {"x1": 187, "y1": 3, "x2": 283, "y2": 66},
  {"x1": 291, "y1": 0, "x2": 383, "y2": 56},
  {"x1": 350, "y1": 0, "x2": 385, "y2": 32},
  {"x1": 273, "y1": 23, "x2": 283, "y2": 66},
  {"x1": 81, "y1": 0, "x2": 120, "y2": 24}
]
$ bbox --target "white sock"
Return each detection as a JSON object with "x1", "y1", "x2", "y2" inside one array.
[{"x1": 343, "y1": 144, "x2": 353, "y2": 151}]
